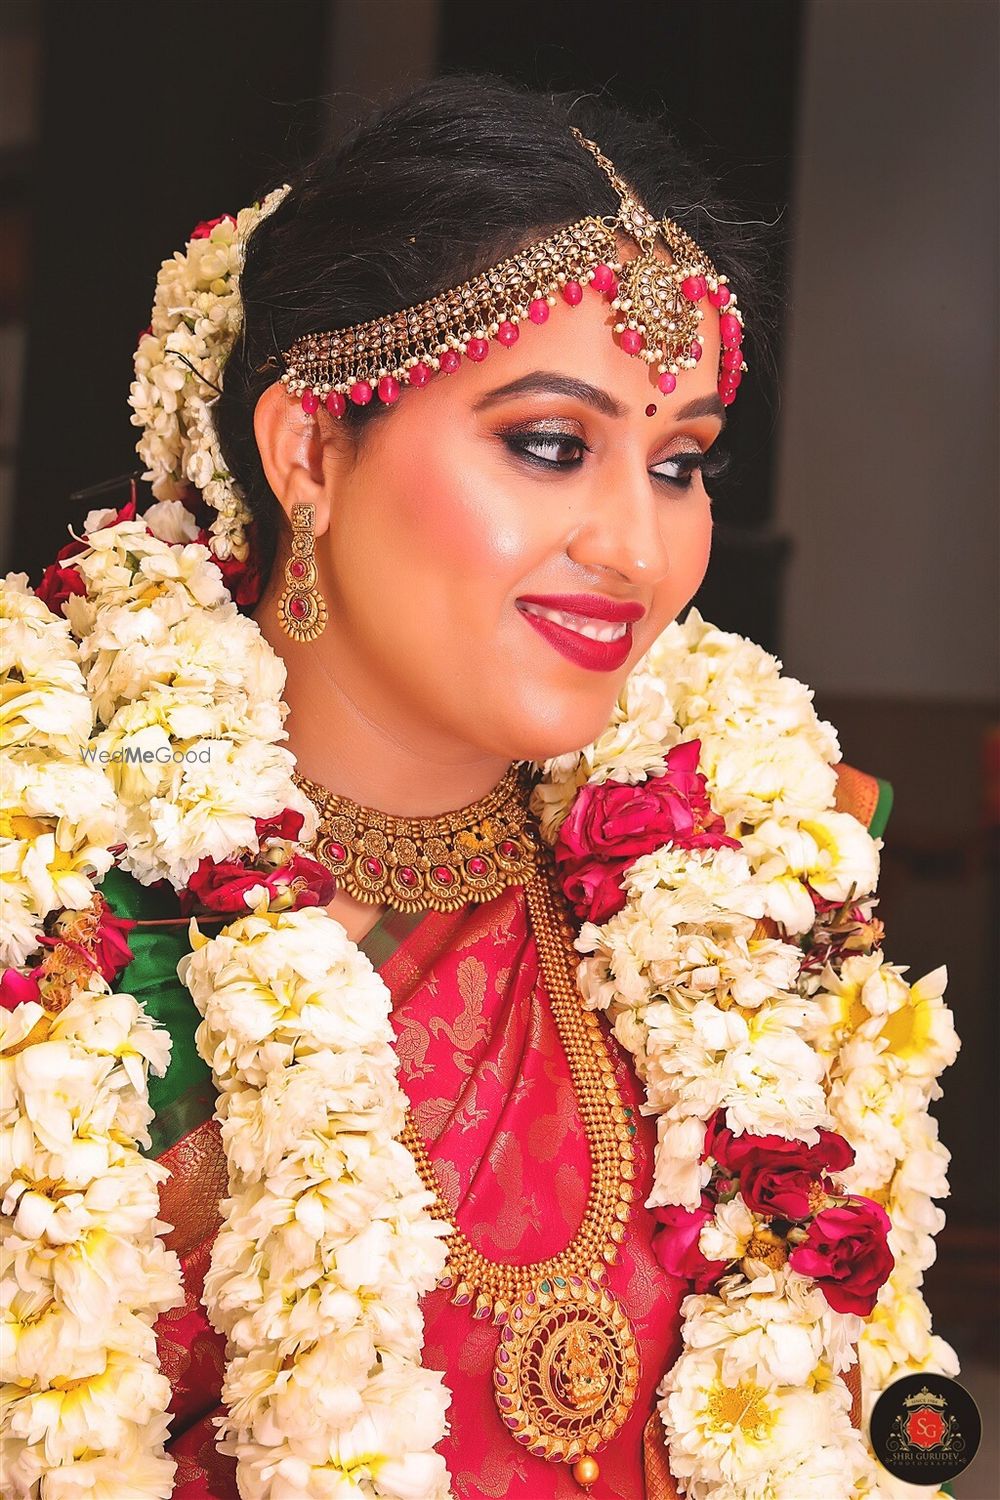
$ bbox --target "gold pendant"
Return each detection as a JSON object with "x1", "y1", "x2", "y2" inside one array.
[{"x1": 493, "y1": 1274, "x2": 640, "y2": 1489}]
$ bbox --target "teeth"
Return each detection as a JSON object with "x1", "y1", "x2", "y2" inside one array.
[{"x1": 521, "y1": 603, "x2": 628, "y2": 642}]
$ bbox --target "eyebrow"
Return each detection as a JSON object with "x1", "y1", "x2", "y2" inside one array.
[{"x1": 471, "y1": 372, "x2": 727, "y2": 426}]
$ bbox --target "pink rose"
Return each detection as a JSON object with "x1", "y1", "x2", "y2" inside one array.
[
  {"x1": 652, "y1": 1196, "x2": 731, "y2": 1291},
  {"x1": 788, "y1": 1195, "x2": 894, "y2": 1315},
  {"x1": 559, "y1": 862, "x2": 633, "y2": 926},
  {"x1": 0, "y1": 969, "x2": 41, "y2": 1011},
  {"x1": 554, "y1": 740, "x2": 739, "y2": 922},
  {"x1": 89, "y1": 904, "x2": 136, "y2": 981}
]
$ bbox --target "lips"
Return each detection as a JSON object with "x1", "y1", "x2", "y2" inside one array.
[
  {"x1": 516, "y1": 593, "x2": 646, "y2": 624},
  {"x1": 515, "y1": 594, "x2": 645, "y2": 673}
]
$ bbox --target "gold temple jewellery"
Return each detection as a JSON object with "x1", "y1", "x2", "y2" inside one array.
[
  {"x1": 404, "y1": 852, "x2": 641, "y2": 1490},
  {"x1": 279, "y1": 127, "x2": 747, "y2": 416},
  {"x1": 293, "y1": 760, "x2": 542, "y2": 910},
  {"x1": 276, "y1": 501, "x2": 328, "y2": 642},
  {"x1": 293, "y1": 768, "x2": 641, "y2": 1488}
]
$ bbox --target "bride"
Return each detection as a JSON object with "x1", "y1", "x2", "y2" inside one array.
[{"x1": 1, "y1": 74, "x2": 960, "y2": 1500}]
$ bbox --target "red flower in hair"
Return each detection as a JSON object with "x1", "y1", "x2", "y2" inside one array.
[{"x1": 189, "y1": 214, "x2": 236, "y2": 240}]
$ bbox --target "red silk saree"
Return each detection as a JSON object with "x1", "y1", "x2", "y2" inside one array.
[
  {"x1": 111, "y1": 872, "x2": 686, "y2": 1500},
  {"x1": 109, "y1": 764, "x2": 886, "y2": 1498}
]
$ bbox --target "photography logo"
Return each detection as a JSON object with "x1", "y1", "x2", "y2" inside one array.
[{"x1": 869, "y1": 1372, "x2": 981, "y2": 1487}]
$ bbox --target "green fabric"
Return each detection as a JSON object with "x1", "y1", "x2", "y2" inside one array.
[
  {"x1": 870, "y1": 776, "x2": 894, "y2": 840},
  {"x1": 101, "y1": 866, "x2": 426, "y2": 1157},
  {"x1": 100, "y1": 867, "x2": 214, "y2": 1157}
]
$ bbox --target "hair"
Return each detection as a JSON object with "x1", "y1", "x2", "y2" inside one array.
[{"x1": 215, "y1": 72, "x2": 779, "y2": 581}]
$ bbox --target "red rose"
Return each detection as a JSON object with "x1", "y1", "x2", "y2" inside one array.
[
  {"x1": 189, "y1": 214, "x2": 236, "y2": 240},
  {"x1": 788, "y1": 1195, "x2": 894, "y2": 1315},
  {"x1": 0, "y1": 968, "x2": 41, "y2": 1011},
  {"x1": 182, "y1": 852, "x2": 334, "y2": 915},
  {"x1": 554, "y1": 740, "x2": 739, "y2": 923},
  {"x1": 36, "y1": 562, "x2": 87, "y2": 614},
  {"x1": 197, "y1": 525, "x2": 264, "y2": 607},
  {"x1": 86, "y1": 496, "x2": 138, "y2": 531},
  {"x1": 255, "y1": 808, "x2": 306, "y2": 843},
  {"x1": 559, "y1": 862, "x2": 632, "y2": 926},
  {"x1": 652, "y1": 1197, "x2": 731, "y2": 1291},
  {"x1": 704, "y1": 1115, "x2": 856, "y2": 1221},
  {"x1": 90, "y1": 904, "x2": 136, "y2": 981}
]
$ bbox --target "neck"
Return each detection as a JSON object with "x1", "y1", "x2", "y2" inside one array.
[{"x1": 254, "y1": 590, "x2": 513, "y2": 817}]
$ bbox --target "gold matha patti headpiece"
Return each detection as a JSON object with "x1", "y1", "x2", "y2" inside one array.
[{"x1": 280, "y1": 128, "x2": 747, "y2": 416}]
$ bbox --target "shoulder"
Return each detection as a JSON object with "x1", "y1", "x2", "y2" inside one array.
[{"x1": 833, "y1": 763, "x2": 894, "y2": 838}]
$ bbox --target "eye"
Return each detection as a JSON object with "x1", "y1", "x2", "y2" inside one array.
[
  {"x1": 652, "y1": 444, "x2": 733, "y2": 490},
  {"x1": 501, "y1": 429, "x2": 733, "y2": 489},
  {"x1": 501, "y1": 432, "x2": 588, "y2": 469}
]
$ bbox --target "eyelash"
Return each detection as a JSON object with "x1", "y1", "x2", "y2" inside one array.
[{"x1": 501, "y1": 431, "x2": 732, "y2": 490}]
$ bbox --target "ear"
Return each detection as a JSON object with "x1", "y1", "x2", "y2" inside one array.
[{"x1": 253, "y1": 383, "x2": 335, "y2": 536}]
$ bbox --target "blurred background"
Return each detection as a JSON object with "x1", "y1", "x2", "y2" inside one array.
[{"x1": 1, "y1": 0, "x2": 997, "y2": 1489}]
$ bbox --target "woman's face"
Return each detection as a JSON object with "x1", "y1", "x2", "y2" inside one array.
[{"x1": 266, "y1": 271, "x2": 726, "y2": 767}]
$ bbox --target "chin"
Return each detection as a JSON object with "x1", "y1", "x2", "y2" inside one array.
[{"x1": 499, "y1": 696, "x2": 623, "y2": 769}]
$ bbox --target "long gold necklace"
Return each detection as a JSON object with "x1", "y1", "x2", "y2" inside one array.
[{"x1": 294, "y1": 766, "x2": 641, "y2": 1489}]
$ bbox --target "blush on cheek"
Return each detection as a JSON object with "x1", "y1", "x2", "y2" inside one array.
[{"x1": 387, "y1": 440, "x2": 527, "y2": 580}]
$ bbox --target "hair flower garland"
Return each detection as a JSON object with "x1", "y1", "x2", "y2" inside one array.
[
  {"x1": 1, "y1": 509, "x2": 960, "y2": 1499},
  {"x1": 128, "y1": 186, "x2": 290, "y2": 564}
]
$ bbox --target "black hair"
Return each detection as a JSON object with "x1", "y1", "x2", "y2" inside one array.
[{"x1": 214, "y1": 72, "x2": 778, "y2": 581}]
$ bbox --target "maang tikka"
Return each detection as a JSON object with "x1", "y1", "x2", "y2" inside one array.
[
  {"x1": 277, "y1": 502, "x2": 328, "y2": 641},
  {"x1": 278, "y1": 127, "x2": 747, "y2": 416}
]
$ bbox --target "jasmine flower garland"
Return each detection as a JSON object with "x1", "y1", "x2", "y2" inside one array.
[{"x1": 0, "y1": 507, "x2": 960, "y2": 1499}]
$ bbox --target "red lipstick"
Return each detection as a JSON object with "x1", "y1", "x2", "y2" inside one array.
[
  {"x1": 514, "y1": 594, "x2": 645, "y2": 673},
  {"x1": 516, "y1": 593, "x2": 646, "y2": 623}
]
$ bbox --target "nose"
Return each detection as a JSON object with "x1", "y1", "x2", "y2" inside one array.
[{"x1": 564, "y1": 453, "x2": 670, "y2": 585}]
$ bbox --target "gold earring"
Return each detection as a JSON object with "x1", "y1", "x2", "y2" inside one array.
[{"x1": 277, "y1": 503, "x2": 328, "y2": 641}]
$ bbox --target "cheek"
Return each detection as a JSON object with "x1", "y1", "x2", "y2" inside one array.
[
  {"x1": 369, "y1": 425, "x2": 538, "y2": 587},
  {"x1": 650, "y1": 500, "x2": 714, "y2": 623}
]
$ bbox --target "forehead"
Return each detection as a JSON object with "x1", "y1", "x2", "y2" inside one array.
[{"x1": 399, "y1": 280, "x2": 725, "y2": 423}]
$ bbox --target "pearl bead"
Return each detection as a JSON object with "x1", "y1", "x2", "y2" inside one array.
[{"x1": 572, "y1": 1456, "x2": 600, "y2": 1487}]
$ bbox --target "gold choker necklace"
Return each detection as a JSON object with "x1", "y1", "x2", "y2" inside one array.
[{"x1": 292, "y1": 761, "x2": 541, "y2": 911}]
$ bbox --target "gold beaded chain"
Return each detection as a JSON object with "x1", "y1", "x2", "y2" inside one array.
[
  {"x1": 401, "y1": 846, "x2": 639, "y2": 1320},
  {"x1": 293, "y1": 765, "x2": 643, "y2": 1485}
]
